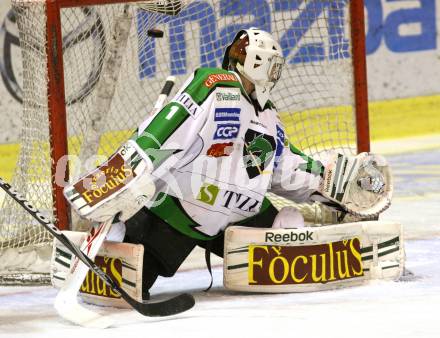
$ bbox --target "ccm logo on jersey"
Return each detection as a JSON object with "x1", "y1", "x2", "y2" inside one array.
[
  {"x1": 174, "y1": 93, "x2": 203, "y2": 118},
  {"x1": 214, "y1": 123, "x2": 240, "y2": 139},
  {"x1": 214, "y1": 108, "x2": 240, "y2": 122}
]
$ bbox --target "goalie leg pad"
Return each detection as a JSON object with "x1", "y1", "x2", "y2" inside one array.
[
  {"x1": 224, "y1": 221, "x2": 404, "y2": 293},
  {"x1": 51, "y1": 231, "x2": 144, "y2": 308}
]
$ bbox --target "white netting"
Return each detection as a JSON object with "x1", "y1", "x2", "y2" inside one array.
[{"x1": 0, "y1": 0, "x2": 357, "y2": 283}]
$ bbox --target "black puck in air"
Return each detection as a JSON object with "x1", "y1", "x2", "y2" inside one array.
[{"x1": 147, "y1": 29, "x2": 164, "y2": 38}]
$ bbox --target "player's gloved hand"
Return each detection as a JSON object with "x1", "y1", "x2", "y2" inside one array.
[
  {"x1": 64, "y1": 140, "x2": 156, "y2": 222},
  {"x1": 356, "y1": 154, "x2": 386, "y2": 193},
  {"x1": 318, "y1": 152, "x2": 393, "y2": 217}
]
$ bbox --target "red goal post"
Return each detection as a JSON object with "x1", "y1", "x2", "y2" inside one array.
[{"x1": 350, "y1": 0, "x2": 370, "y2": 153}]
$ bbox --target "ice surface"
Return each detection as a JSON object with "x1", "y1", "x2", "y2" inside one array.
[
  {"x1": 0, "y1": 239, "x2": 440, "y2": 338},
  {"x1": 381, "y1": 149, "x2": 440, "y2": 239}
]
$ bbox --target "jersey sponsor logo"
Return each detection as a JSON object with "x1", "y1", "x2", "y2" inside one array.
[
  {"x1": 214, "y1": 123, "x2": 240, "y2": 140},
  {"x1": 214, "y1": 108, "x2": 240, "y2": 122},
  {"x1": 197, "y1": 183, "x2": 262, "y2": 214},
  {"x1": 206, "y1": 142, "x2": 234, "y2": 157},
  {"x1": 248, "y1": 238, "x2": 363, "y2": 285},
  {"x1": 173, "y1": 92, "x2": 203, "y2": 118},
  {"x1": 221, "y1": 190, "x2": 261, "y2": 213},
  {"x1": 243, "y1": 129, "x2": 276, "y2": 179},
  {"x1": 196, "y1": 183, "x2": 220, "y2": 206},
  {"x1": 204, "y1": 73, "x2": 237, "y2": 88},
  {"x1": 216, "y1": 91, "x2": 240, "y2": 101}
]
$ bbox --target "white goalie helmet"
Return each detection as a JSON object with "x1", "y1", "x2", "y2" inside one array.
[{"x1": 222, "y1": 28, "x2": 285, "y2": 108}]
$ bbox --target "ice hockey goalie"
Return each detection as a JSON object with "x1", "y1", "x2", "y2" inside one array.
[{"x1": 60, "y1": 28, "x2": 401, "y2": 301}]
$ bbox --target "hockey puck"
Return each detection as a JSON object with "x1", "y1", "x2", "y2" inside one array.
[{"x1": 147, "y1": 29, "x2": 164, "y2": 38}]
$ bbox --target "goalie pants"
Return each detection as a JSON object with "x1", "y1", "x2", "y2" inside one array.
[{"x1": 123, "y1": 203, "x2": 279, "y2": 295}]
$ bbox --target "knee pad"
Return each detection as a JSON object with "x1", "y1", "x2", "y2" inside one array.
[{"x1": 272, "y1": 206, "x2": 305, "y2": 229}]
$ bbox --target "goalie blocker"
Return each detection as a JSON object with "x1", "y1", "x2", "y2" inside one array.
[
  {"x1": 224, "y1": 221, "x2": 404, "y2": 293},
  {"x1": 64, "y1": 140, "x2": 156, "y2": 223}
]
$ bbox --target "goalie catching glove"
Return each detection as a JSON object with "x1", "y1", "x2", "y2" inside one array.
[
  {"x1": 64, "y1": 140, "x2": 155, "y2": 222},
  {"x1": 317, "y1": 152, "x2": 393, "y2": 218}
]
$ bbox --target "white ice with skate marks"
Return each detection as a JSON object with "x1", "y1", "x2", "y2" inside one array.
[
  {"x1": 0, "y1": 239, "x2": 440, "y2": 338},
  {"x1": 1, "y1": 139, "x2": 440, "y2": 337}
]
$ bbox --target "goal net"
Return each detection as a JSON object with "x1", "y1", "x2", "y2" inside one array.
[{"x1": 0, "y1": 0, "x2": 369, "y2": 284}]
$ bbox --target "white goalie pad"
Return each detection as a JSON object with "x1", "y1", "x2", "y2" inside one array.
[
  {"x1": 224, "y1": 221, "x2": 404, "y2": 293},
  {"x1": 64, "y1": 140, "x2": 156, "y2": 222},
  {"x1": 51, "y1": 231, "x2": 144, "y2": 308},
  {"x1": 320, "y1": 152, "x2": 393, "y2": 218}
]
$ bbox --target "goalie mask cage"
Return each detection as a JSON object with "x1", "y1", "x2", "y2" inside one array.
[{"x1": 0, "y1": 0, "x2": 369, "y2": 284}]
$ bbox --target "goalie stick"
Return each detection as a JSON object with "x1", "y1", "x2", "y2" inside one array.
[
  {"x1": 0, "y1": 177, "x2": 195, "y2": 318},
  {"x1": 54, "y1": 216, "x2": 116, "y2": 328}
]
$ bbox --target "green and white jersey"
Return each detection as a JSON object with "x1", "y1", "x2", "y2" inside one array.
[{"x1": 132, "y1": 68, "x2": 324, "y2": 240}]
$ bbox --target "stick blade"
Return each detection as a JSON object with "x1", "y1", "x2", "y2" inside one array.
[
  {"x1": 132, "y1": 293, "x2": 195, "y2": 317},
  {"x1": 55, "y1": 290, "x2": 113, "y2": 329}
]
